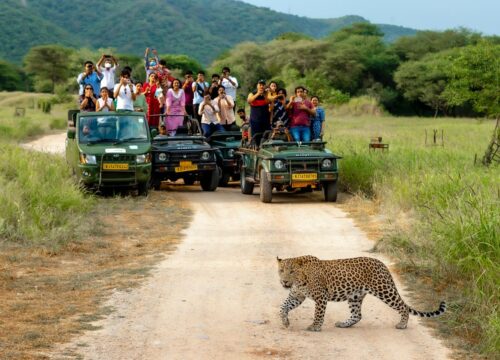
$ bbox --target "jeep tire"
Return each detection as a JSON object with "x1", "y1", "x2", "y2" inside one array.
[
  {"x1": 259, "y1": 169, "x2": 272, "y2": 203},
  {"x1": 183, "y1": 175, "x2": 196, "y2": 185},
  {"x1": 219, "y1": 171, "x2": 231, "y2": 187},
  {"x1": 323, "y1": 180, "x2": 338, "y2": 202},
  {"x1": 240, "y1": 166, "x2": 254, "y2": 195},
  {"x1": 200, "y1": 168, "x2": 218, "y2": 191},
  {"x1": 151, "y1": 178, "x2": 162, "y2": 190},
  {"x1": 138, "y1": 181, "x2": 149, "y2": 196}
]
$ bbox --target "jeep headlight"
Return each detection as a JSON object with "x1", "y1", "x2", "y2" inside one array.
[
  {"x1": 136, "y1": 153, "x2": 151, "y2": 164},
  {"x1": 158, "y1": 153, "x2": 168, "y2": 162},
  {"x1": 274, "y1": 159, "x2": 285, "y2": 170},
  {"x1": 227, "y1": 149, "x2": 235, "y2": 158},
  {"x1": 322, "y1": 159, "x2": 333, "y2": 169},
  {"x1": 80, "y1": 153, "x2": 97, "y2": 165},
  {"x1": 201, "y1": 151, "x2": 211, "y2": 161}
]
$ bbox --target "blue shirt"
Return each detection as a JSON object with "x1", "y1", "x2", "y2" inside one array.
[
  {"x1": 311, "y1": 106, "x2": 325, "y2": 123},
  {"x1": 77, "y1": 71, "x2": 103, "y2": 96}
]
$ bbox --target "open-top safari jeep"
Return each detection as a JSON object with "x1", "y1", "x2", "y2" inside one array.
[
  {"x1": 207, "y1": 130, "x2": 242, "y2": 187},
  {"x1": 238, "y1": 130, "x2": 341, "y2": 203},
  {"x1": 65, "y1": 111, "x2": 152, "y2": 195},
  {"x1": 150, "y1": 127, "x2": 219, "y2": 191}
]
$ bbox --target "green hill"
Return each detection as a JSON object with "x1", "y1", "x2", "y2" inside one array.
[{"x1": 0, "y1": 0, "x2": 417, "y2": 64}]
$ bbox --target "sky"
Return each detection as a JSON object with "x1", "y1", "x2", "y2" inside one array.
[{"x1": 240, "y1": 0, "x2": 499, "y2": 35}]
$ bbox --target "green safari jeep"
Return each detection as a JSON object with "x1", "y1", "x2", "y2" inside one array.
[
  {"x1": 65, "y1": 111, "x2": 152, "y2": 195},
  {"x1": 238, "y1": 134, "x2": 341, "y2": 203},
  {"x1": 207, "y1": 130, "x2": 242, "y2": 187}
]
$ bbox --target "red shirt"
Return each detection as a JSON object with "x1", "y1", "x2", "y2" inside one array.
[{"x1": 289, "y1": 100, "x2": 313, "y2": 127}]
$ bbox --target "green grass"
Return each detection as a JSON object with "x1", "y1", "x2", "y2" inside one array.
[
  {"x1": 0, "y1": 92, "x2": 93, "y2": 249},
  {"x1": 326, "y1": 114, "x2": 499, "y2": 355},
  {"x1": 0, "y1": 91, "x2": 70, "y2": 142}
]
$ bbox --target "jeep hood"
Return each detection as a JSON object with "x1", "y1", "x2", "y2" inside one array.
[{"x1": 79, "y1": 142, "x2": 151, "y2": 156}]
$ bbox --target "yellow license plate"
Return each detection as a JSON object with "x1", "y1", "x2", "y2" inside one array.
[
  {"x1": 180, "y1": 160, "x2": 192, "y2": 167},
  {"x1": 292, "y1": 173, "x2": 317, "y2": 181},
  {"x1": 103, "y1": 163, "x2": 129, "y2": 170},
  {"x1": 175, "y1": 164, "x2": 198, "y2": 173}
]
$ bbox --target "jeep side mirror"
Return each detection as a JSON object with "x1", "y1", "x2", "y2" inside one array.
[
  {"x1": 150, "y1": 128, "x2": 158, "y2": 138},
  {"x1": 67, "y1": 128, "x2": 76, "y2": 139}
]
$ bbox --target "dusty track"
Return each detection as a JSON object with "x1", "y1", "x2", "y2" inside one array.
[
  {"x1": 54, "y1": 187, "x2": 450, "y2": 360},
  {"x1": 26, "y1": 133, "x2": 451, "y2": 359}
]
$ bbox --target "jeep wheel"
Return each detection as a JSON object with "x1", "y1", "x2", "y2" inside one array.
[
  {"x1": 323, "y1": 181, "x2": 338, "y2": 202},
  {"x1": 200, "y1": 168, "x2": 218, "y2": 191},
  {"x1": 240, "y1": 166, "x2": 254, "y2": 195},
  {"x1": 219, "y1": 172, "x2": 231, "y2": 187},
  {"x1": 138, "y1": 182, "x2": 149, "y2": 196},
  {"x1": 183, "y1": 175, "x2": 195, "y2": 185},
  {"x1": 151, "y1": 179, "x2": 161, "y2": 190},
  {"x1": 259, "y1": 169, "x2": 273, "y2": 203}
]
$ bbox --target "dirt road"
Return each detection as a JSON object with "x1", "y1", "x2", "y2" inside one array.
[
  {"x1": 52, "y1": 187, "x2": 450, "y2": 360},
  {"x1": 26, "y1": 133, "x2": 451, "y2": 359}
]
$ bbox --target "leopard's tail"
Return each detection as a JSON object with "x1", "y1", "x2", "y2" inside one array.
[{"x1": 409, "y1": 301, "x2": 446, "y2": 318}]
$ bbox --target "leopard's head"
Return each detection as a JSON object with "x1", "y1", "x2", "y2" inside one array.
[{"x1": 277, "y1": 256, "x2": 318, "y2": 289}]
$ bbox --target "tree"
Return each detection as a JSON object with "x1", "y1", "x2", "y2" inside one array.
[
  {"x1": 0, "y1": 60, "x2": 23, "y2": 91},
  {"x1": 443, "y1": 41, "x2": 500, "y2": 118},
  {"x1": 328, "y1": 22, "x2": 384, "y2": 42},
  {"x1": 394, "y1": 50, "x2": 459, "y2": 117},
  {"x1": 24, "y1": 45, "x2": 74, "y2": 93},
  {"x1": 392, "y1": 29, "x2": 481, "y2": 61}
]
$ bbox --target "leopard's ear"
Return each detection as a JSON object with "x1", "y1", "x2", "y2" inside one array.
[{"x1": 276, "y1": 256, "x2": 282, "y2": 262}]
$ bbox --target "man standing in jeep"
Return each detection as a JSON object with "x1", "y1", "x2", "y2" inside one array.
[
  {"x1": 77, "y1": 61, "x2": 103, "y2": 100},
  {"x1": 192, "y1": 71, "x2": 209, "y2": 123}
]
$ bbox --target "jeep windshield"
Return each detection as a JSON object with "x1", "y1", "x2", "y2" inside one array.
[{"x1": 78, "y1": 115, "x2": 149, "y2": 144}]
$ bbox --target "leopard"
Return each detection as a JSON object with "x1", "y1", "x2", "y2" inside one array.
[{"x1": 277, "y1": 255, "x2": 446, "y2": 331}]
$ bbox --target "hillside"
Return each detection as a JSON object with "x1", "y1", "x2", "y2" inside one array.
[{"x1": 0, "y1": 0, "x2": 417, "y2": 64}]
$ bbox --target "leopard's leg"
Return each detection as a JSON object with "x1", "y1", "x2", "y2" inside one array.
[
  {"x1": 307, "y1": 295, "x2": 328, "y2": 332},
  {"x1": 280, "y1": 290, "x2": 306, "y2": 328},
  {"x1": 369, "y1": 283, "x2": 409, "y2": 329},
  {"x1": 335, "y1": 290, "x2": 366, "y2": 328}
]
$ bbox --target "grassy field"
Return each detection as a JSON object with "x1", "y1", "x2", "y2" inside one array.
[{"x1": 325, "y1": 114, "x2": 499, "y2": 356}]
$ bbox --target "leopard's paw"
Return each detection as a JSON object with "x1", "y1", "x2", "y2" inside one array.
[
  {"x1": 281, "y1": 316, "x2": 290, "y2": 328},
  {"x1": 306, "y1": 324, "x2": 322, "y2": 332},
  {"x1": 335, "y1": 321, "x2": 350, "y2": 328}
]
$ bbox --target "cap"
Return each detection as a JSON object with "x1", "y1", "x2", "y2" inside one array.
[{"x1": 257, "y1": 79, "x2": 266, "y2": 85}]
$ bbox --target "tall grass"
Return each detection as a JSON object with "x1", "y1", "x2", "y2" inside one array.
[
  {"x1": 327, "y1": 115, "x2": 499, "y2": 355},
  {"x1": 0, "y1": 92, "x2": 93, "y2": 249}
]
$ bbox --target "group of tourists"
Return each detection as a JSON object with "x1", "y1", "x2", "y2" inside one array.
[{"x1": 76, "y1": 49, "x2": 326, "y2": 141}]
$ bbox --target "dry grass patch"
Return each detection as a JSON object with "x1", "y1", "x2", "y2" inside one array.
[{"x1": 0, "y1": 192, "x2": 191, "y2": 360}]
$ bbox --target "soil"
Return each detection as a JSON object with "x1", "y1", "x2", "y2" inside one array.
[{"x1": 27, "y1": 132, "x2": 451, "y2": 359}]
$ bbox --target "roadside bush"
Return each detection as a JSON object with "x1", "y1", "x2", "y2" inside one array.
[{"x1": 0, "y1": 144, "x2": 94, "y2": 249}]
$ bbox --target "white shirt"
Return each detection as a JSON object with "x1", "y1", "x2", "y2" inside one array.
[
  {"x1": 99, "y1": 65, "x2": 116, "y2": 91},
  {"x1": 97, "y1": 98, "x2": 113, "y2": 112},
  {"x1": 192, "y1": 81, "x2": 209, "y2": 105},
  {"x1": 198, "y1": 100, "x2": 220, "y2": 125},
  {"x1": 215, "y1": 95, "x2": 235, "y2": 125},
  {"x1": 114, "y1": 83, "x2": 134, "y2": 111},
  {"x1": 220, "y1": 76, "x2": 238, "y2": 101}
]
